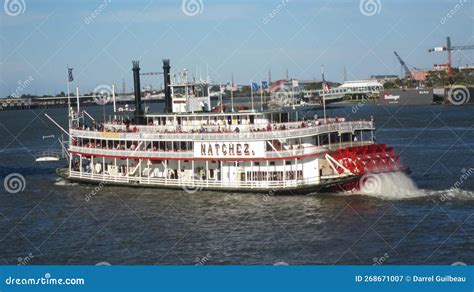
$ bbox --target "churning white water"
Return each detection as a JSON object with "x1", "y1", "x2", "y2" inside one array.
[
  {"x1": 54, "y1": 178, "x2": 78, "y2": 186},
  {"x1": 356, "y1": 172, "x2": 474, "y2": 200}
]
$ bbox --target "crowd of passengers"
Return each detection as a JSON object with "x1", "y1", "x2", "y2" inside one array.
[{"x1": 74, "y1": 115, "x2": 373, "y2": 135}]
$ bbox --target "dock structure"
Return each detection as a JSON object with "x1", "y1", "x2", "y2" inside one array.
[{"x1": 0, "y1": 94, "x2": 164, "y2": 111}]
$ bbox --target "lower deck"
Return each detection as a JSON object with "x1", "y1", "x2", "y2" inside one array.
[{"x1": 68, "y1": 154, "x2": 353, "y2": 192}]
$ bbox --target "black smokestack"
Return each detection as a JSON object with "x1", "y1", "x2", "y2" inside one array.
[
  {"x1": 132, "y1": 60, "x2": 143, "y2": 124},
  {"x1": 163, "y1": 59, "x2": 171, "y2": 113}
]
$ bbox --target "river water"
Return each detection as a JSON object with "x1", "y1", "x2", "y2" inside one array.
[{"x1": 0, "y1": 103, "x2": 473, "y2": 265}]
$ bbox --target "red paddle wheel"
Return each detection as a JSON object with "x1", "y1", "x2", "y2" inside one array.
[{"x1": 329, "y1": 144, "x2": 404, "y2": 192}]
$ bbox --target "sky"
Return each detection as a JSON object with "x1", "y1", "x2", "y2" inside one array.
[{"x1": 0, "y1": 0, "x2": 473, "y2": 97}]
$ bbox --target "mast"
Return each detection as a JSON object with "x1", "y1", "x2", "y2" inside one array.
[
  {"x1": 322, "y1": 65, "x2": 327, "y2": 121},
  {"x1": 231, "y1": 73, "x2": 235, "y2": 112}
]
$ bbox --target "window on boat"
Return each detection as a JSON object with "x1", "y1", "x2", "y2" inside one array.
[
  {"x1": 320, "y1": 134, "x2": 329, "y2": 146},
  {"x1": 341, "y1": 133, "x2": 351, "y2": 143}
]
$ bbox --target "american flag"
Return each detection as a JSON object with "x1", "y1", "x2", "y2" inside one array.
[
  {"x1": 323, "y1": 82, "x2": 330, "y2": 93},
  {"x1": 322, "y1": 72, "x2": 330, "y2": 93},
  {"x1": 68, "y1": 67, "x2": 74, "y2": 83},
  {"x1": 226, "y1": 83, "x2": 238, "y2": 91}
]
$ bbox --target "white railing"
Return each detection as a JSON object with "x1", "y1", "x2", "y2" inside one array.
[
  {"x1": 69, "y1": 141, "x2": 372, "y2": 160},
  {"x1": 70, "y1": 146, "x2": 194, "y2": 159},
  {"x1": 102, "y1": 118, "x2": 343, "y2": 133},
  {"x1": 70, "y1": 121, "x2": 374, "y2": 142},
  {"x1": 69, "y1": 171, "x2": 352, "y2": 190}
]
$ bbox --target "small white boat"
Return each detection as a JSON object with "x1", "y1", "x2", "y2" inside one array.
[
  {"x1": 35, "y1": 151, "x2": 63, "y2": 162},
  {"x1": 36, "y1": 156, "x2": 60, "y2": 162}
]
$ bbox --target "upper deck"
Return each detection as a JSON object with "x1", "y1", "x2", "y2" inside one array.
[{"x1": 71, "y1": 115, "x2": 374, "y2": 142}]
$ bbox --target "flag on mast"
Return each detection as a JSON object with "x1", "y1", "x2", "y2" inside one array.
[
  {"x1": 68, "y1": 67, "x2": 74, "y2": 82},
  {"x1": 67, "y1": 67, "x2": 74, "y2": 116},
  {"x1": 251, "y1": 82, "x2": 259, "y2": 91},
  {"x1": 322, "y1": 72, "x2": 330, "y2": 93},
  {"x1": 321, "y1": 65, "x2": 328, "y2": 121}
]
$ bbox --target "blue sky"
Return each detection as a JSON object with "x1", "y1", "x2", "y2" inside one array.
[{"x1": 0, "y1": 0, "x2": 473, "y2": 96}]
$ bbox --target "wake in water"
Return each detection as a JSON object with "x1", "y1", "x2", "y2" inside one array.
[
  {"x1": 355, "y1": 172, "x2": 474, "y2": 201},
  {"x1": 54, "y1": 178, "x2": 78, "y2": 186}
]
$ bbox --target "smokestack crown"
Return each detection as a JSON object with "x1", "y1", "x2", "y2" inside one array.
[{"x1": 132, "y1": 60, "x2": 140, "y2": 70}]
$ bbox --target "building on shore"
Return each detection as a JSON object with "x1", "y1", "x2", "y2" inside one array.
[{"x1": 369, "y1": 75, "x2": 398, "y2": 84}]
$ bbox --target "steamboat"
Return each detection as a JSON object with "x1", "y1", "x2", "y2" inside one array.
[{"x1": 55, "y1": 60, "x2": 408, "y2": 194}]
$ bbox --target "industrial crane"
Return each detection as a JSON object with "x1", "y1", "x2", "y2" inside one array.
[
  {"x1": 428, "y1": 36, "x2": 474, "y2": 76},
  {"x1": 393, "y1": 51, "x2": 414, "y2": 80}
]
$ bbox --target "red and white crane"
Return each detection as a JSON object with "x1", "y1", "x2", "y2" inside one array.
[{"x1": 428, "y1": 36, "x2": 474, "y2": 77}]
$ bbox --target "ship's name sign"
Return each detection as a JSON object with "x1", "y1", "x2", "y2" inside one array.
[{"x1": 194, "y1": 141, "x2": 265, "y2": 158}]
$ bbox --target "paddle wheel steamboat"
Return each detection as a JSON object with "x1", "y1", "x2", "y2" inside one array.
[{"x1": 58, "y1": 60, "x2": 408, "y2": 194}]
